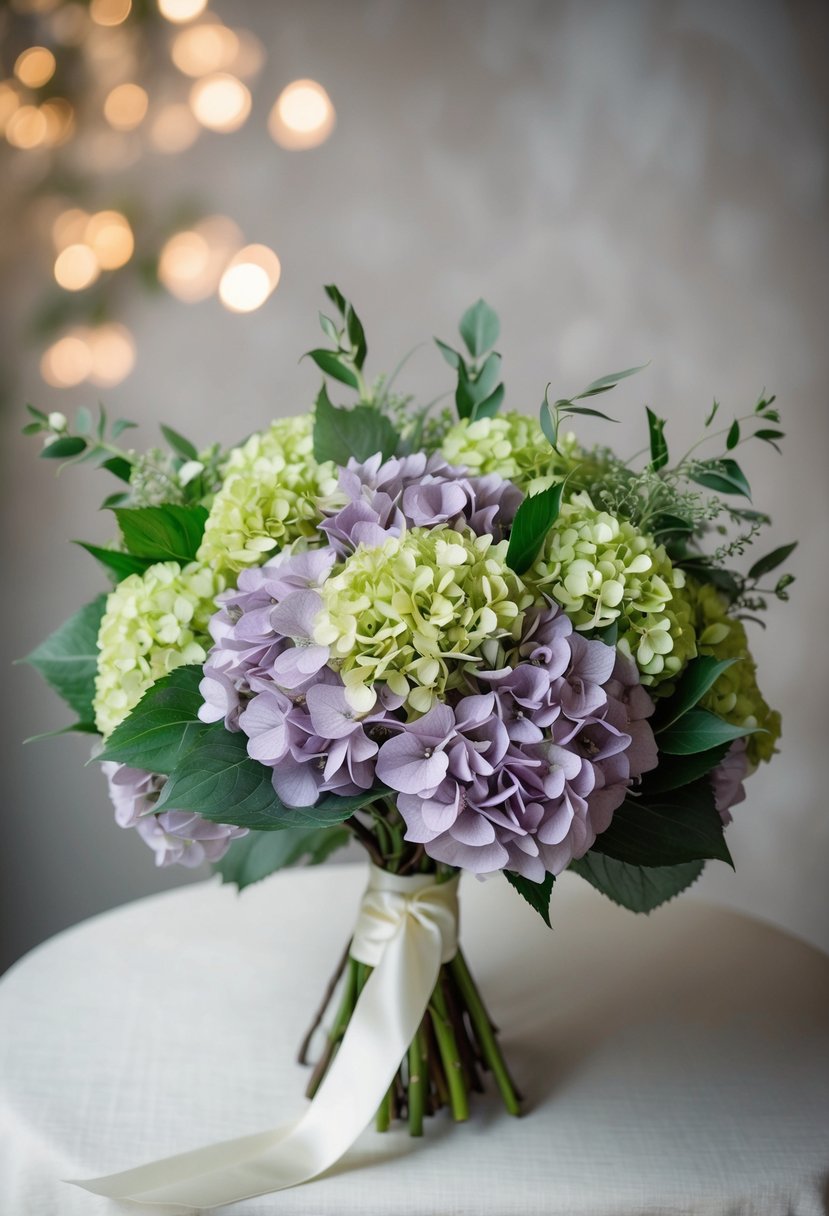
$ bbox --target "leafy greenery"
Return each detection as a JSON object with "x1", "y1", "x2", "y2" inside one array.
[
  {"x1": 97, "y1": 665, "x2": 210, "y2": 775},
  {"x1": 652, "y1": 656, "x2": 739, "y2": 732},
  {"x1": 21, "y1": 595, "x2": 107, "y2": 725},
  {"x1": 216, "y1": 825, "x2": 351, "y2": 890},
  {"x1": 312, "y1": 383, "x2": 401, "y2": 466},
  {"x1": 75, "y1": 541, "x2": 155, "y2": 582},
  {"x1": 114, "y1": 504, "x2": 208, "y2": 564},
  {"x1": 657, "y1": 709, "x2": 762, "y2": 755},
  {"x1": 504, "y1": 871, "x2": 555, "y2": 927},
  {"x1": 569, "y1": 853, "x2": 705, "y2": 913},
  {"x1": 435, "y1": 299, "x2": 505, "y2": 422},
  {"x1": 589, "y1": 780, "x2": 733, "y2": 868},
  {"x1": 538, "y1": 365, "x2": 641, "y2": 450},
  {"x1": 505, "y1": 482, "x2": 566, "y2": 574}
]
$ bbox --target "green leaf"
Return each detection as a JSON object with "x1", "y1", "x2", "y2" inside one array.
[
  {"x1": 324, "y1": 283, "x2": 348, "y2": 314},
  {"x1": 651, "y1": 514, "x2": 694, "y2": 538},
  {"x1": 21, "y1": 595, "x2": 107, "y2": 722},
  {"x1": 726, "y1": 419, "x2": 740, "y2": 450},
  {"x1": 160, "y1": 424, "x2": 198, "y2": 461},
  {"x1": 506, "y1": 482, "x2": 565, "y2": 574},
  {"x1": 748, "y1": 542, "x2": 797, "y2": 581},
  {"x1": 26, "y1": 404, "x2": 48, "y2": 423},
  {"x1": 111, "y1": 418, "x2": 138, "y2": 439},
  {"x1": 41, "y1": 436, "x2": 87, "y2": 459},
  {"x1": 312, "y1": 383, "x2": 400, "y2": 465},
  {"x1": 590, "y1": 781, "x2": 733, "y2": 868},
  {"x1": 678, "y1": 560, "x2": 742, "y2": 601},
  {"x1": 473, "y1": 382, "x2": 505, "y2": 421},
  {"x1": 653, "y1": 656, "x2": 740, "y2": 732},
  {"x1": 318, "y1": 312, "x2": 339, "y2": 344},
  {"x1": 458, "y1": 299, "x2": 500, "y2": 358},
  {"x1": 75, "y1": 406, "x2": 93, "y2": 436},
  {"x1": 504, "y1": 871, "x2": 554, "y2": 927},
  {"x1": 562, "y1": 405, "x2": 619, "y2": 423},
  {"x1": 646, "y1": 407, "x2": 669, "y2": 471},
  {"x1": 689, "y1": 458, "x2": 751, "y2": 499},
  {"x1": 24, "y1": 721, "x2": 98, "y2": 744},
  {"x1": 113, "y1": 504, "x2": 208, "y2": 563},
  {"x1": 75, "y1": 541, "x2": 154, "y2": 581},
  {"x1": 658, "y1": 708, "x2": 762, "y2": 755},
  {"x1": 434, "y1": 338, "x2": 462, "y2": 370},
  {"x1": 539, "y1": 386, "x2": 557, "y2": 447},
  {"x1": 345, "y1": 304, "x2": 367, "y2": 369},
  {"x1": 640, "y1": 743, "x2": 731, "y2": 794},
  {"x1": 705, "y1": 399, "x2": 720, "y2": 426},
  {"x1": 215, "y1": 824, "x2": 351, "y2": 890},
  {"x1": 97, "y1": 665, "x2": 210, "y2": 774},
  {"x1": 573, "y1": 363, "x2": 647, "y2": 399},
  {"x1": 305, "y1": 348, "x2": 360, "y2": 390},
  {"x1": 100, "y1": 456, "x2": 133, "y2": 483},
  {"x1": 569, "y1": 854, "x2": 705, "y2": 913}
]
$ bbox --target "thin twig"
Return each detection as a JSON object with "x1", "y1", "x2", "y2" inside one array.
[{"x1": 297, "y1": 939, "x2": 352, "y2": 1065}]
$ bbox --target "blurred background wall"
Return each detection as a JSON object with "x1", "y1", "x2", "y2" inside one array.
[{"x1": 1, "y1": 0, "x2": 827, "y2": 972}]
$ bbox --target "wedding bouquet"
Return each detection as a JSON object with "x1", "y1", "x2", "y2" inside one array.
[{"x1": 23, "y1": 288, "x2": 794, "y2": 1203}]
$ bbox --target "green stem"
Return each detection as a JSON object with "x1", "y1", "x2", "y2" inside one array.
[
  {"x1": 428, "y1": 985, "x2": 469, "y2": 1122},
  {"x1": 408, "y1": 1035, "x2": 425, "y2": 1136},
  {"x1": 375, "y1": 1082, "x2": 394, "y2": 1132},
  {"x1": 450, "y1": 951, "x2": 521, "y2": 1117}
]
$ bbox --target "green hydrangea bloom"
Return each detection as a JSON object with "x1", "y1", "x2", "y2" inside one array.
[
  {"x1": 690, "y1": 581, "x2": 780, "y2": 764},
  {"x1": 197, "y1": 415, "x2": 338, "y2": 577},
  {"x1": 526, "y1": 491, "x2": 696, "y2": 686},
  {"x1": 94, "y1": 561, "x2": 223, "y2": 738},
  {"x1": 313, "y1": 526, "x2": 535, "y2": 713},
  {"x1": 440, "y1": 413, "x2": 581, "y2": 495}
]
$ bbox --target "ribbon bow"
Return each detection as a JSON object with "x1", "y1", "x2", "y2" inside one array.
[{"x1": 72, "y1": 866, "x2": 460, "y2": 1210}]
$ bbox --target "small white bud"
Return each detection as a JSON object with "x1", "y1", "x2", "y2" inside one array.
[
  {"x1": 48, "y1": 412, "x2": 68, "y2": 433},
  {"x1": 178, "y1": 460, "x2": 204, "y2": 486}
]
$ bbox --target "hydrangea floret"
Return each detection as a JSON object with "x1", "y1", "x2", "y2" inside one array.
[
  {"x1": 440, "y1": 412, "x2": 580, "y2": 495},
  {"x1": 527, "y1": 491, "x2": 696, "y2": 686},
  {"x1": 94, "y1": 560, "x2": 223, "y2": 737},
  {"x1": 197, "y1": 415, "x2": 338, "y2": 577}
]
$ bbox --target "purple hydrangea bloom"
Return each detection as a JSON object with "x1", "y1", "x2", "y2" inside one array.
[
  {"x1": 711, "y1": 739, "x2": 749, "y2": 824},
  {"x1": 101, "y1": 761, "x2": 246, "y2": 867}
]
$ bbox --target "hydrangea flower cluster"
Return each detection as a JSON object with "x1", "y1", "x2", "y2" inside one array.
[
  {"x1": 197, "y1": 415, "x2": 338, "y2": 577},
  {"x1": 691, "y1": 581, "x2": 781, "y2": 765},
  {"x1": 197, "y1": 453, "x2": 661, "y2": 879},
  {"x1": 440, "y1": 413, "x2": 580, "y2": 494},
  {"x1": 94, "y1": 560, "x2": 223, "y2": 737},
  {"x1": 527, "y1": 491, "x2": 696, "y2": 685}
]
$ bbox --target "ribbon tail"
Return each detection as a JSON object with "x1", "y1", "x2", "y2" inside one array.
[{"x1": 69, "y1": 915, "x2": 443, "y2": 1210}]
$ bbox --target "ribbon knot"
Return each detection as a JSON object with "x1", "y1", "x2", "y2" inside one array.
[{"x1": 72, "y1": 866, "x2": 461, "y2": 1210}]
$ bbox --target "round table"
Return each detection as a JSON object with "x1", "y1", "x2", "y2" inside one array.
[{"x1": 1, "y1": 864, "x2": 827, "y2": 1216}]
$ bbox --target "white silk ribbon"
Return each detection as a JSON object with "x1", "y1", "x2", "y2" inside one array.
[{"x1": 70, "y1": 866, "x2": 460, "y2": 1211}]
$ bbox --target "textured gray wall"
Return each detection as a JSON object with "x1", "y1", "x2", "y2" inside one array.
[{"x1": 2, "y1": 0, "x2": 827, "y2": 971}]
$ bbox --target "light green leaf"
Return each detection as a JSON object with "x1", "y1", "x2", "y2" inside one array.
[
  {"x1": 160, "y1": 424, "x2": 198, "y2": 461},
  {"x1": 658, "y1": 709, "x2": 763, "y2": 755},
  {"x1": 458, "y1": 298, "x2": 500, "y2": 358}
]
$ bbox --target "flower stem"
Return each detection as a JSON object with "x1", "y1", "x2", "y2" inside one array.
[
  {"x1": 428, "y1": 984, "x2": 469, "y2": 1122},
  {"x1": 408, "y1": 1035, "x2": 425, "y2": 1136},
  {"x1": 305, "y1": 956, "x2": 358, "y2": 1100},
  {"x1": 450, "y1": 951, "x2": 521, "y2": 1116}
]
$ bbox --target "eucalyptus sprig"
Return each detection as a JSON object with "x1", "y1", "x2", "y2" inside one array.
[
  {"x1": 304, "y1": 285, "x2": 372, "y2": 403},
  {"x1": 435, "y1": 299, "x2": 505, "y2": 423}
]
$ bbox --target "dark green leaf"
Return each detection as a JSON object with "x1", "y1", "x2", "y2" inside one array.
[
  {"x1": 312, "y1": 383, "x2": 400, "y2": 465},
  {"x1": 658, "y1": 708, "x2": 762, "y2": 755},
  {"x1": 506, "y1": 482, "x2": 566, "y2": 575},
  {"x1": 689, "y1": 458, "x2": 751, "y2": 499},
  {"x1": 345, "y1": 304, "x2": 367, "y2": 369},
  {"x1": 473, "y1": 382, "x2": 505, "y2": 421},
  {"x1": 705, "y1": 399, "x2": 720, "y2": 426},
  {"x1": 215, "y1": 824, "x2": 351, "y2": 890},
  {"x1": 24, "y1": 721, "x2": 98, "y2": 744},
  {"x1": 100, "y1": 456, "x2": 133, "y2": 483},
  {"x1": 639, "y1": 744, "x2": 731, "y2": 794},
  {"x1": 97, "y1": 665, "x2": 210, "y2": 774},
  {"x1": 646, "y1": 407, "x2": 669, "y2": 471},
  {"x1": 75, "y1": 541, "x2": 154, "y2": 581},
  {"x1": 160, "y1": 424, "x2": 198, "y2": 461},
  {"x1": 726, "y1": 419, "x2": 740, "y2": 450},
  {"x1": 539, "y1": 386, "x2": 557, "y2": 448},
  {"x1": 562, "y1": 405, "x2": 619, "y2": 422},
  {"x1": 101, "y1": 491, "x2": 130, "y2": 509},
  {"x1": 590, "y1": 781, "x2": 733, "y2": 867},
  {"x1": 569, "y1": 854, "x2": 705, "y2": 913},
  {"x1": 458, "y1": 299, "x2": 499, "y2": 358},
  {"x1": 573, "y1": 363, "x2": 647, "y2": 399},
  {"x1": 748, "y1": 542, "x2": 797, "y2": 581},
  {"x1": 653, "y1": 656, "x2": 740, "y2": 732},
  {"x1": 774, "y1": 574, "x2": 795, "y2": 600},
  {"x1": 651, "y1": 514, "x2": 694, "y2": 538},
  {"x1": 305, "y1": 348, "x2": 360, "y2": 390},
  {"x1": 113, "y1": 504, "x2": 208, "y2": 563},
  {"x1": 21, "y1": 595, "x2": 107, "y2": 722},
  {"x1": 41, "y1": 436, "x2": 87, "y2": 459},
  {"x1": 22, "y1": 422, "x2": 43, "y2": 435},
  {"x1": 434, "y1": 338, "x2": 462, "y2": 370},
  {"x1": 504, "y1": 871, "x2": 554, "y2": 927},
  {"x1": 678, "y1": 560, "x2": 742, "y2": 601},
  {"x1": 324, "y1": 284, "x2": 347, "y2": 314},
  {"x1": 26, "y1": 404, "x2": 48, "y2": 422}
]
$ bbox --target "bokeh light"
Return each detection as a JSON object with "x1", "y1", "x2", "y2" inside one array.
[
  {"x1": 104, "y1": 83, "x2": 148, "y2": 131},
  {"x1": 49, "y1": 3, "x2": 88, "y2": 45},
  {"x1": 0, "y1": 83, "x2": 22, "y2": 136},
  {"x1": 157, "y1": 0, "x2": 207, "y2": 24},
  {"x1": 158, "y1": 215, "x2": 241, "y2": 301},
  {"x1": 268, "y1": 79, "x2": 335, "y2": 150},
  {"x1": 89, "y1": 0, "x2": 131, "y2": 26},
  {"x1": 218, "y1": 244, "x2": 281, "y2": 313},
  {"x1": 40, "y1": 332, "x2": 93, "y2": 387},
  {"x1": 54, "y1": 243, "x2": 99, "y2": 290},
  {"x1": 189, "y1": 73, "x2": 250, "y2": 132},
  {"x1": 231, "y1": 29, "x2": 265, "y2": 80},
  {"x1": 171, "y1": 22, "x2": 239, "y2": 77},
  {"x1": 14, "y1": 47, "x2": 57, "y2": 89},
  {"x1": 150, "y1": 102, "x2": 200, "y2": 153},
  {"x1": 52, "y1": 207, "x2": 89, "y2": 249},
  {"x1": 6, "y1": 104, "x2": 48, "y2": 149},
  {"x1": 85, "y1": 210, "x2": 134, "y2": 269},
  {"x1": 87, "y1": 323, "x2": 136, "y2": 385},
  {"x1": 39, "y1": 98, "x2": 75, "y2": 146}
]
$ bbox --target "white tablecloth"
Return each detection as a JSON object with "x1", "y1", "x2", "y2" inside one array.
[{"x1": 1, "y1": 864, "x2": 827, "y2": 1216}]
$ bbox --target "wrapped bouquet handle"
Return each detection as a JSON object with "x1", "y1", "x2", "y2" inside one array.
[{"x1": 71, "y1": 867, "x2": 460, "y2": 1210}]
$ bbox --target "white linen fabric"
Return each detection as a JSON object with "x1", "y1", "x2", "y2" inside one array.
[
  {"x1": 0, "y1": 864, "x2": 827, "y2": 1216},
  {"x1": 69, "y1": 866, "x2": 459, "y2": 1208}
]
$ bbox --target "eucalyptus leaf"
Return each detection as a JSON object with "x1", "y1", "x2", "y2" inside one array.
[
  {"x1": 748, "y1": 542, "x2": 797, "y2": 581},
  {"x1": 41, "y1": 436, "x2": 87, "y2": 459},
  {"x1": 569, "y1": 854, "x2": 705, "y2": 913},
  {"x1": 473, "y1": 382, "x2": 505, "y2": 421},
  {"x1": 345, "y1": 304, "x2": 367, "y2": 369},
  {"x1": 100, "y1": 456, "x2": 133, "y2": 483},
  {"x1": 434, "y1": 338, "x2": 461, "y2": 369},
  {"x1": 504, "y1": 871, "x2": 554, "y2": 927},
  {"x1": 458, "y1": 299, "x2": 499, "y2": 358}
]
